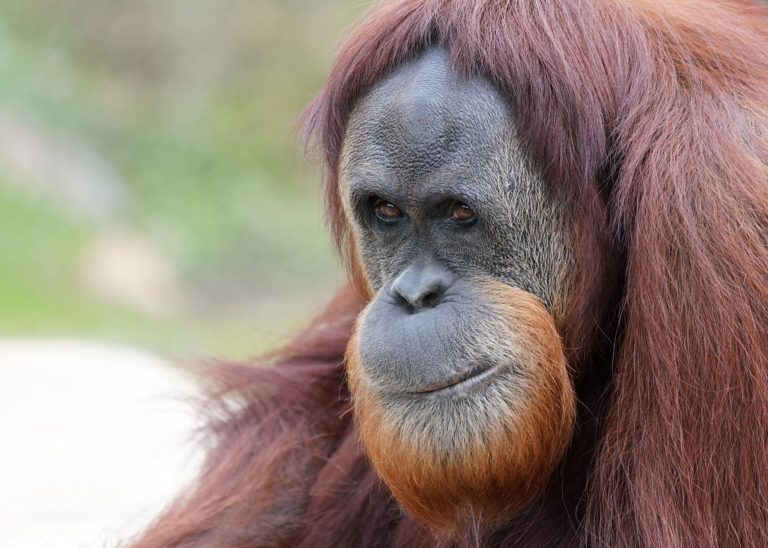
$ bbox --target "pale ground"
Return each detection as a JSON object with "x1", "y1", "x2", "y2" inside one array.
[{"x1": 0, "y1": 339, "x2": 204, "y2": 548}]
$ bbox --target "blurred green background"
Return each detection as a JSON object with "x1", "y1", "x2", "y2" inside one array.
[{"x1": 0, "y1": 0, "x2": 366, "y2": 359}]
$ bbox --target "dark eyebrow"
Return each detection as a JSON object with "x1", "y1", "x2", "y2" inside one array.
[
  {"x1": 348, "y1": 146, "x2": 469, "y2": 199},
  {"x1": 345, "y1": 177, "x2": 395, "y2": 204}
]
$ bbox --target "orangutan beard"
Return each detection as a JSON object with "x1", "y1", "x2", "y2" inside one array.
[{"x1": 346, "y1": 283, "x2": 576, "y2": 532}]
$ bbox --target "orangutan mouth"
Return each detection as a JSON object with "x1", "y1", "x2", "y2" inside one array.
[{"x1": 411, "y1": 363, "x2": 500, "y2": 397}]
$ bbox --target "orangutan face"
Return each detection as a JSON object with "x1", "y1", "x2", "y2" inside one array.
[{"x1": 339, "y1": 48, "x2": 577, "y2": 531}]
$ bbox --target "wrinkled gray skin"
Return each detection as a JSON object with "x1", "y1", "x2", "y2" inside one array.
[{"x1": 341, "y1": 48, "x2": 573, "y2": 397}]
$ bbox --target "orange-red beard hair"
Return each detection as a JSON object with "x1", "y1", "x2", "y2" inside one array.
[{"x1": 346, "y1": 282, "x2": 576, "y2": 533}]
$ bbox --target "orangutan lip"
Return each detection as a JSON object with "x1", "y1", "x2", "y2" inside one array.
[{"x1": 410, "y1": 364, "x2": 499, "y2": 397}]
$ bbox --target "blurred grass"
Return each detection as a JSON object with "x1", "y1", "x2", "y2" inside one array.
[
  {"x1": 0, "y1": 181, "x2": 304, "y2": 358},
  {"x1": 0, "y1": 0, "x2": 367, "y2": 358}
]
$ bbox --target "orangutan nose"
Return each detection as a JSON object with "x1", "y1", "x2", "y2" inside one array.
[{"x1": 390, "y1": 261, "x2": 456, "y2": 312}]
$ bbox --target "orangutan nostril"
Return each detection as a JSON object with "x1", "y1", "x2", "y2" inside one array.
[{"x1": 390, "y1": 261, "x2": 455, "y2": 312}]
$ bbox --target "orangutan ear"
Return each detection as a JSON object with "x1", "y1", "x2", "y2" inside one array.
[{"x1": 587, "y1": 3, "x2": 768, "y2": 545}]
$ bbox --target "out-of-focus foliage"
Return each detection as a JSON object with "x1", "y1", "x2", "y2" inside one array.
[{"x1": 0, "y1": 0, "x2": 365, "y2": 358}]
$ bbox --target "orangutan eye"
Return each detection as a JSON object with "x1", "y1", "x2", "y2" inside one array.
[
  {"x1": 450, "y1": 202, "x2": 477, "y2": 224},
  {"x1": 373, "y1": 198, "x2": 404, "y2": 223}
]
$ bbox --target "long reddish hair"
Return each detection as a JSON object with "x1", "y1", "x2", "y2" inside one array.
[{"x1": 135, "y1": 1, "x2": 768, "y2": 546}]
